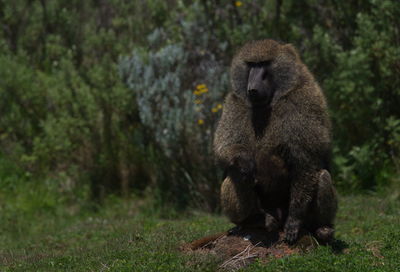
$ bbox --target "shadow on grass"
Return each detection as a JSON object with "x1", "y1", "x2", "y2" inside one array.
[{"x1": 330, "y1": 238, "x2": 349, "y2": 254}]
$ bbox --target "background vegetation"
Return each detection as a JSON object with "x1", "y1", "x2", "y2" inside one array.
[
  {"x1": 1, "y1": 0, "x2": 399, "y2": 211},
  {"x1": 1, "y1": 0, "x2": 399, "y2": 270}
]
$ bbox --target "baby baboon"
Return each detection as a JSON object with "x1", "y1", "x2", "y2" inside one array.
[{"x1": 214, "y1": 39, "x2": 337, "y2": 244}]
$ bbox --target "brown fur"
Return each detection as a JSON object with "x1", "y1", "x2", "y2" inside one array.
[{"x1": 214, "y1": 39, "x2": 338, "y2": 244}]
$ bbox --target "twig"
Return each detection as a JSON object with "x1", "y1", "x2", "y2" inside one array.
[{"x1": 219, "y1": 242, "x2": 261, "y2": 270}]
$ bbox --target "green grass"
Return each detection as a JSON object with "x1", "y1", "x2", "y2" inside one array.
[{"x1": 1, "y1": 191, "x2": 399, "y2": 271}]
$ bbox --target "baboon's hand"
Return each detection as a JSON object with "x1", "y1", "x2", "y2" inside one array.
[
  {"x1": 284, "y1": 217, "x2": 301, "y2": 244},
  {"x1": 265, "y1": 213, "x2": 279, "y2": 232},
  {"x1": 230, "y1": 152, "x2": 256, "y2": 180}
]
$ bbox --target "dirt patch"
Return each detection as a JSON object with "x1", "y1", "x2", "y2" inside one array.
[{"x1": 181, "y1": 228, "x2": 319, "y2": 270}]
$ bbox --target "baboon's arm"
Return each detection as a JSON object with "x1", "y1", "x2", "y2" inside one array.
[{"x1": 213, "y1": 93, "x2": 255, "y2": 168}]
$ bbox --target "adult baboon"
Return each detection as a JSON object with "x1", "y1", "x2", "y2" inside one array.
[{"x1": 214, "y1": 39, "x2": 337, "y2": 244}]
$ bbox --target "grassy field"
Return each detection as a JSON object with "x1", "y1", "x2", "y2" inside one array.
[{"x1": 1, "y1": 192, "x2": 399, "y2": 271}]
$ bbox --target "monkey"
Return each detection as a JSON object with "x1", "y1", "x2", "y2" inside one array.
[{"x1": 214, "y1": 39, "x2": 338, "y2": 244}]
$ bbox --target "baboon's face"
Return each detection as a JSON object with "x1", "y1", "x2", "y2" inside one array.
[
  {"x1": 246, "y1": 61, "x2": 275, "y2": 106},
  {"x1": 230, "y1": 39, "x2": 300, "y2": 107}
]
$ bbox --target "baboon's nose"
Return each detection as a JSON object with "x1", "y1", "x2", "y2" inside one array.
[{"x1": 247, "y1": 88, "x2": 259, "y2": 98}]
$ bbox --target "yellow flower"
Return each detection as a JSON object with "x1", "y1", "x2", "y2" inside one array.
[
  {"x1": 235, "y1": 1, "x2": 243, "y2": 7},
  {"x1": 198, "y1": 119, "x2": 204, "y2": 125},
  {"x1": 194, "y1": 84, "x2": 209, "y2": 96},
  {"x1": 194, "y1": 99, "x2": 203, "y2": 104},
  {"x1": 196, "y1": 84, "x2": 207, "y2": 90},
  {"x1": 211, "y1": 103, "x2": 223, "y2": 113},
  {"x1": 201, "y1": 88, "x2": 209, "y2": 94}
]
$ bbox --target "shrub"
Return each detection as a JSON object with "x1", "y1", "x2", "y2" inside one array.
[{"x1": 120, "y1": 26, "x2": 229, "y2": 210}]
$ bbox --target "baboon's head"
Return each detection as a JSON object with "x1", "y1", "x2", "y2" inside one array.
[{"x1": 231, "y1": 39, "x2": 301, "y2": 107}]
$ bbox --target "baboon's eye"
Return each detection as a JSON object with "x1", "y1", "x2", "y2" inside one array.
[
  {"x1": 246, "y1": 61, "x2": 271, "y2": 80},
  {"x1": 246, "y1": 62, "x2": 256, "y2": 67},
  {"x1": 259, "y1": 60, "x2": 272, "y2": 67},
  {"x1": 246, "y1": 60, "x2": 272, "y2": 68}
]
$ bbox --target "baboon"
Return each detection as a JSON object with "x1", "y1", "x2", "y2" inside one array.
[{"x1": 214, "y1": 39, "x2": 338, "y2": 244}]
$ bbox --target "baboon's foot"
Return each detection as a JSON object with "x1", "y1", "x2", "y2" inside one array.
[
  {"x1": 228, "y1": 213, "x2": 269, "y2": 235},
  {"x1": 228, "y1": 225, "x2": 243, "y2": 235},
  {"x1": 265, "y1": 213, "x2": 280, "y2": 232},
  {"x1": 315, "y1": 226, "x2": 335, "y2": 244}
]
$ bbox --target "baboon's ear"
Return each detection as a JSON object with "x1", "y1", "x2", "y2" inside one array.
[{"x1": 283, "y1": 44, "x2": 300, "y2": 60}]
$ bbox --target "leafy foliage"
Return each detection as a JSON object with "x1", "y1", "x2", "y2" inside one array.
[
  {"x1": 301, "y1": 1, "x2": 400, "y2": 189},
  {"x1": 120, "y1": 25, "x2": 229, "y2": 209},
  {"x1": 0, "y1": 0, "x2": 166, "y2": 199},
  {"x1": 0, "y1": 0, "x2": 399, "y2": 210}
]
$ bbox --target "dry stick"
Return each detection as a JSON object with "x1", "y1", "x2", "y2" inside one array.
[
  {"x1": 219, "y1": 242, "x2": 261, "y2": 270},
  {"x1": 220, "y1": 245, "x2": 258, "y2": 269}
]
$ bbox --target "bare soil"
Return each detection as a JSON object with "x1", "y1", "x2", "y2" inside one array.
[{"x1": 181, "y1": 228, "x2": 318, "y2": 271}]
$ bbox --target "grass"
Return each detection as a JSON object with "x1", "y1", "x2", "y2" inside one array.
[{"x1": 1, "y1": 188, "x2": 400, "y2": 271}]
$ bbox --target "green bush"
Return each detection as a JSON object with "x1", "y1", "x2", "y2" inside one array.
[
  {"x1": 301, "y1": 1, "x2": 400, "y2": 190},
  {"x1": 0, "y1": 0, "x2": 399, "y2": 211},
  {"x1": 120, "y1": 0, "x2": 400, "y2": 195},
  {"x1": 120, "y1": 24, "x2": 229, "y2": 210},
  {"x1": 0, "y1": 0, "x2": 170, "y2": 200}
]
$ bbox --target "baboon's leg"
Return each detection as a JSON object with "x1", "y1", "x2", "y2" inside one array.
[
  {"x1": 263, "y1": 207, "x2": 288, "y2": 232},
  {"x1": 220, "y1": 174, "x2": 261, "y2": 227},
  {"x1": 264, "y1": 212, "x2": 279, "y2": 232},
  {"x1": 310, "y1": 169, "x2": 338, "y2": 243}
]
